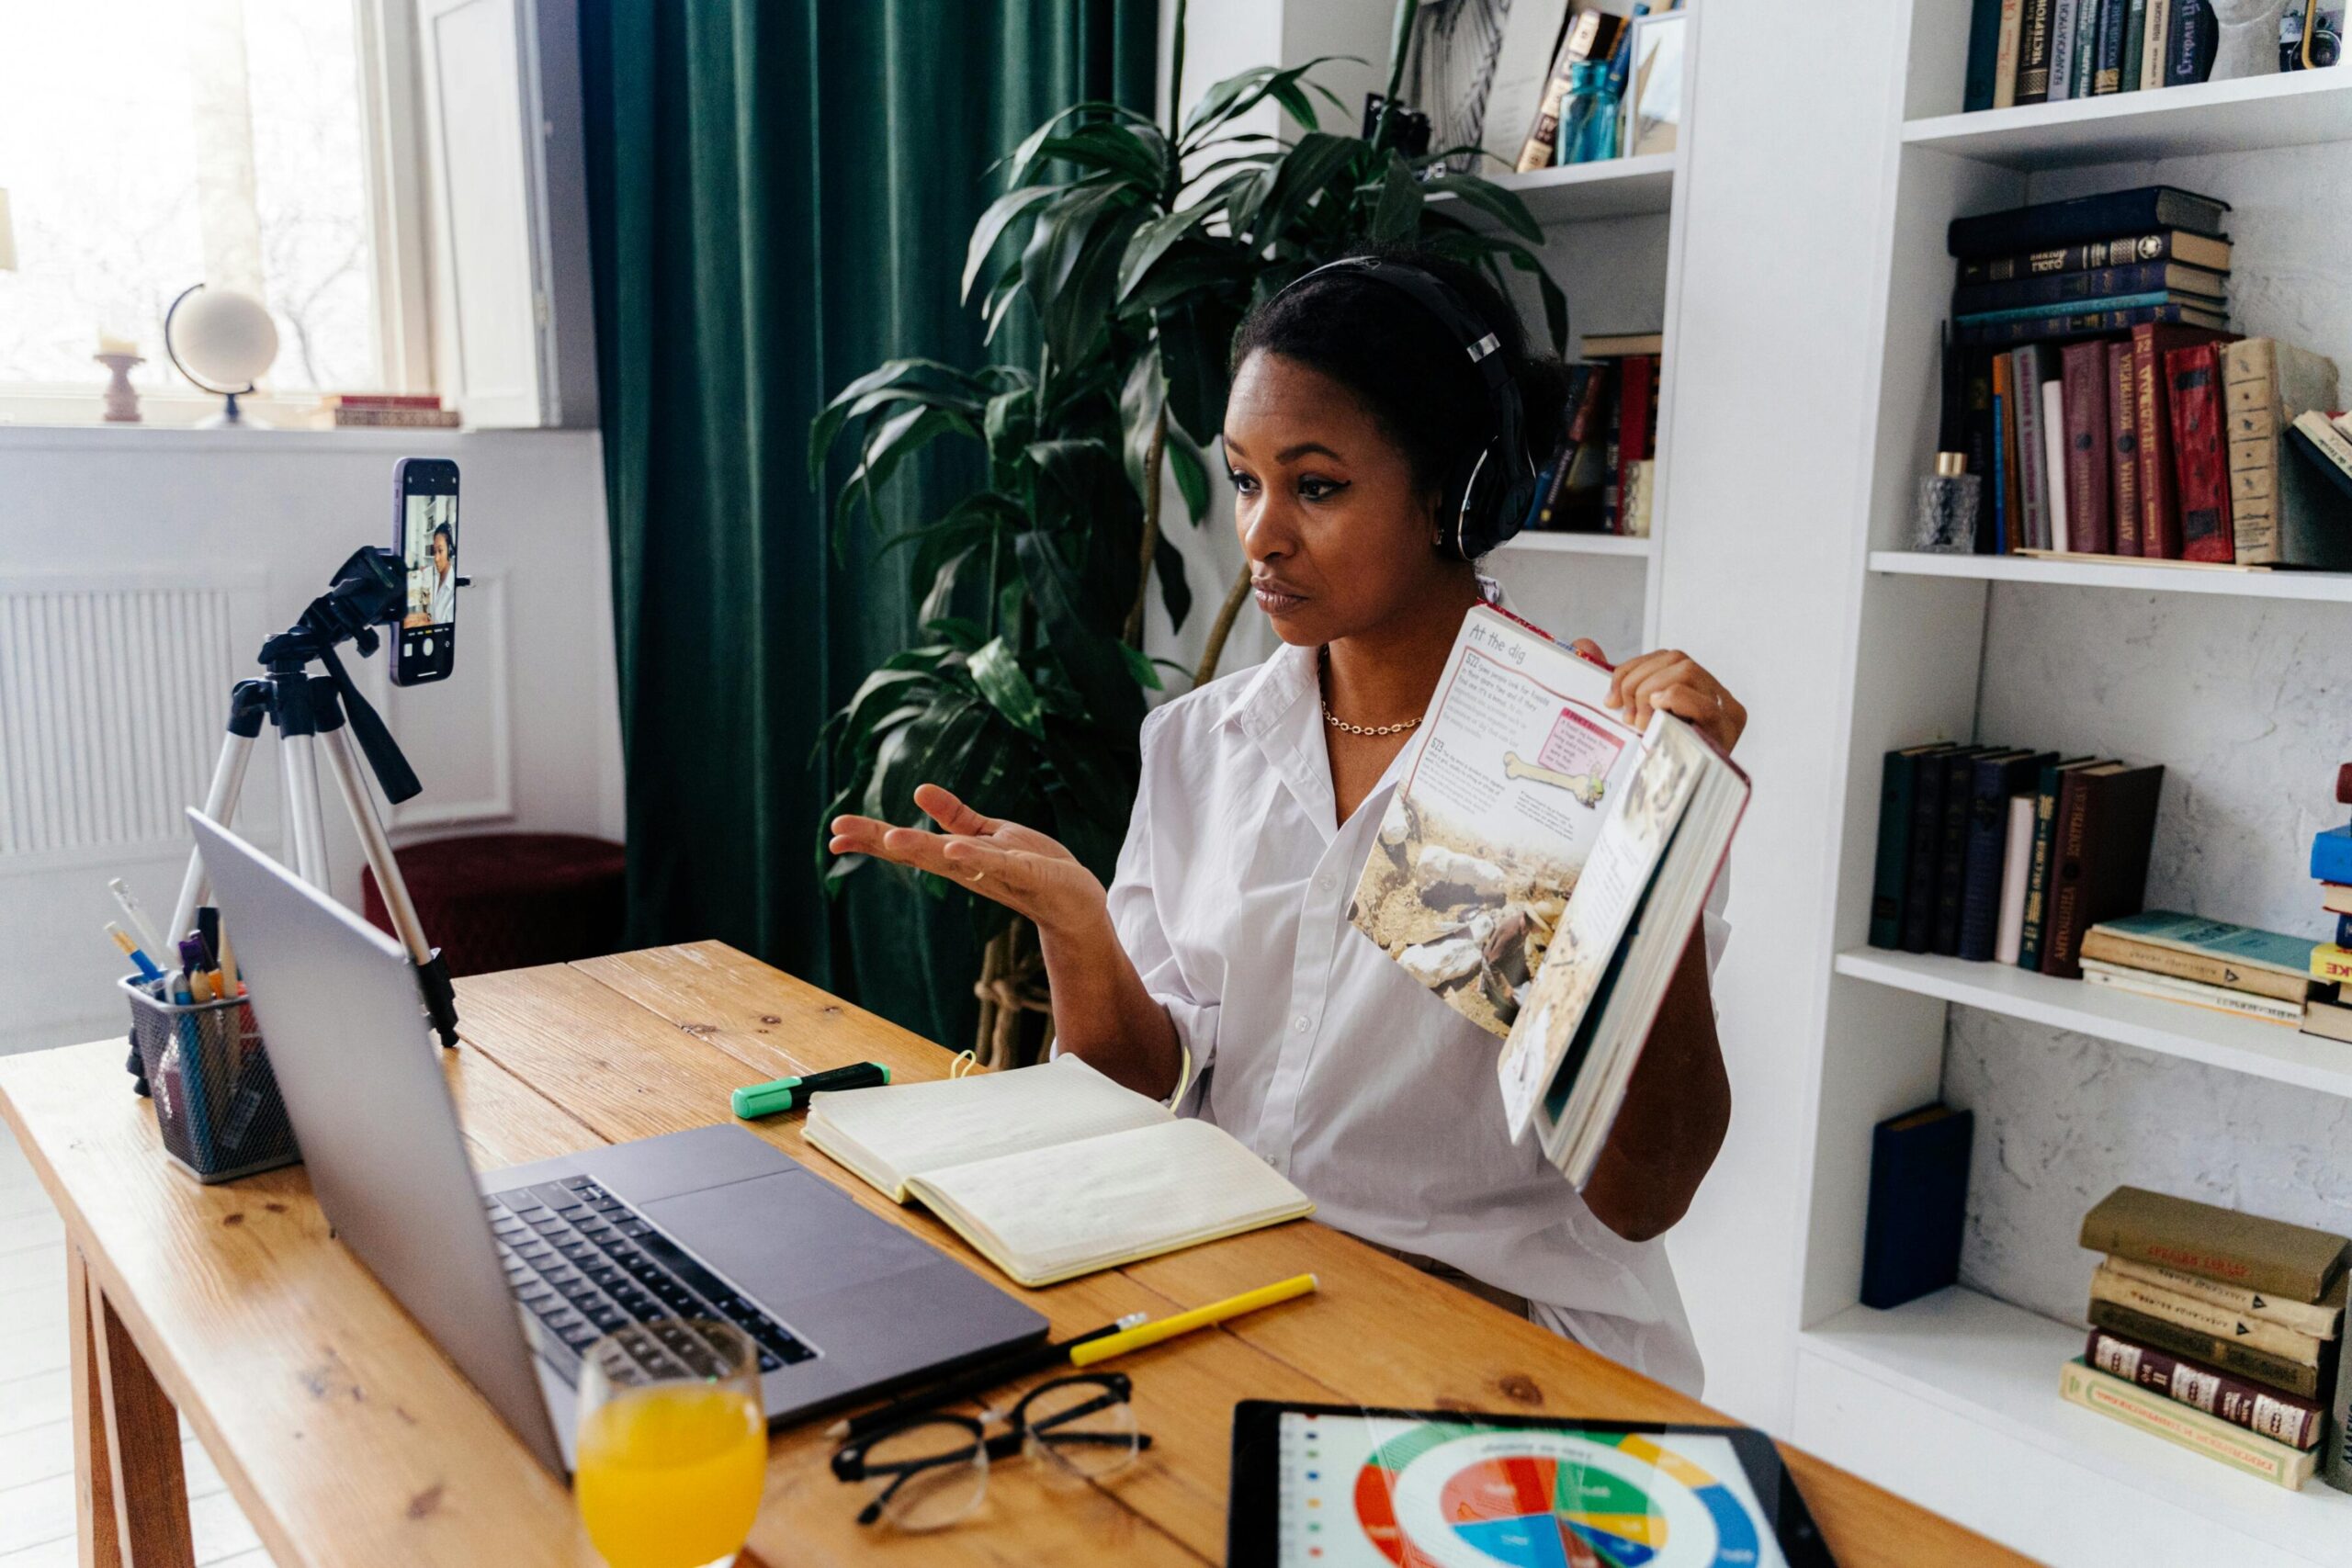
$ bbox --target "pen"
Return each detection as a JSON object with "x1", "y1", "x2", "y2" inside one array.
[
  {"x1": 105, "y1": 923, "x2": 164, "y2": 983},
  {"x1": 217, "y1": 929, "x2": 242, "y2": 994},
  {"x1": 107, "y1": 878, "x2": 167, "y2": 961},
  {"x1": 824, "y1": 1313, "x2": 1148, "y2": 1441},
  {"x1": 731, "y1": 1061, "x2": 892, "y2": 1119},
  {"x1": 1068, "y1": 1274, "x2": 1319, "y2": 1368},
  {"x1": 196, "y1": 906, "x2": 221, "y2": 967}
]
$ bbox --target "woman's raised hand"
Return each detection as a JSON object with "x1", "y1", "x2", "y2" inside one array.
[
  {"x1": 829, "y1": 784, "x2": 1107, "y2": 933},
  {"x1": 1573, "y1": 639, "x2": 1748, "y2": 757}
]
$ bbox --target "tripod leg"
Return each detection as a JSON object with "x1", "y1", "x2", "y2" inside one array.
[
  {"x1": 278, "y1": 734, "x2": 330, "y2": 888},
  {"x1": 168, "y1": 719, "x2": 264, "y2": 944},
  {"x1": 317, "y1": 724, "x2": 460, "y2": 1049}
]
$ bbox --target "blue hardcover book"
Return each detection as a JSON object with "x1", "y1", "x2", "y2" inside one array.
[
  {"x1": 2313, "y1": 825, "x2": 2352, "y2": 885},
  {"x1": 2049, "y1": 0, "x2": 2082, "y2": 100},
  {"x1": 2073, "y1": 0, "x2": 2104, "y2": 96},
  {"x1": 1952, "y1": 261, "x2": 2226, "y2": 315},
  {"x1": 2338, "y1": 913, "x2": 2352, "y2": 949},
  {"x1": 1959, "y1": 289, "x2": 2188, "y2": 328},
  {"x1": 1961, "y1": 750, "x2": 2058, "y2": 961},
  {"x1": 1954, "y1": 299, "x2": 2229, "y2": 348},
  {"x1": 1861, "y1": 1103, "x2": 1975, "y2": 1311},
  {"x1": 1992, "y1": 385, "x2": 2010, "y2": 550},
  {"x1": 1948, "y1": 186, "x2": 2232, "y2": 260},
  {"x1": 1965, "y1": 0, "x2": 2007, "y2": 110}
]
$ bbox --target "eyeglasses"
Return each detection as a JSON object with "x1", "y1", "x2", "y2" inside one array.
[{"x1": 829, "y1": 1372, "x2": 1152, "y2": 1530}]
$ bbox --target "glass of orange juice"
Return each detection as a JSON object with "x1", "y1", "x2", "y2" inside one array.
[{"x1": 574, "y1": 1319, "x2": 766, "y2": 1568}]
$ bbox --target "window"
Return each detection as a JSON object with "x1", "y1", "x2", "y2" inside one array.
[{"x1": 0, "y1": 0, "x2": 588, "y2": 429}]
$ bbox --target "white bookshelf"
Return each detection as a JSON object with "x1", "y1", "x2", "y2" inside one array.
[
  {"x1": 1792, "y1": 10, "x2": 2352, "y2": 1562},
  {"x1": 1464, "y1": 6, "x2": 1697, "y2": 656},
  {"x1": 1498, "y1": 530, "x2": 1656, "y2": 558},
  {"x1": 1868, "y1": 548, "x2": 2352, "y2": 603}
]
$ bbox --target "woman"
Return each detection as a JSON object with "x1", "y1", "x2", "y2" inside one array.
[{"x1": 830, "y1": 246, "x2": 1747, "y2": 1394}]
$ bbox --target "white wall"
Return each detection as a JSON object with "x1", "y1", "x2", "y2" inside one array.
[{"x1": 0, "y1": 425, "x2": 623, "y2": 1055}]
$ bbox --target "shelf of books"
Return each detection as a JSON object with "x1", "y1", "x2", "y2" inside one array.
[
  {"x1": 1797, "y1": 0, "x2": 2352, "y2": 1554},
  {"x1": 1799, "y1": 1287, "x2": 2352, "y2": 1564},
  {"x1": 1834, "y1": 946, "x2": 2352, "y2": 1098},
  {"x1": 1867, "y1": 547, "x2": 2352, "y2": 601},
  {"x1": 1906, "y1": 66, "x2": 2352, "y2": 169}
]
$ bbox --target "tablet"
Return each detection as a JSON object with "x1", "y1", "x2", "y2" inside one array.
[{"x1": 1227, "y1": 1401, "x2": 1837, "y2": 1568}]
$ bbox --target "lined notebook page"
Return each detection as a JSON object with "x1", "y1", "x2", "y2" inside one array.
[
  {"x1": 907, "y1": 1118, "x2": 1314, "y2": 1288},
  {"x1": 806, "y1": 1055, "x2": 1170, "y2": 1197}
]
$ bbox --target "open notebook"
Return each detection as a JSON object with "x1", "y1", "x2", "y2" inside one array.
[{"x1": 802, "y1": 1056, "x2": 1314, "y2": 1288}]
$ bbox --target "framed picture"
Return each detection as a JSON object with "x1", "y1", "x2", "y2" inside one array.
[{"x1": 1624, "y1": 10, "x2": 1688, "y2": 159}]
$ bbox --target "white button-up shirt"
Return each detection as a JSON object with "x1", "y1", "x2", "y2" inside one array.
[{"x1": 1105, "y1": 637, "x2": 1725, "y2": 1397}]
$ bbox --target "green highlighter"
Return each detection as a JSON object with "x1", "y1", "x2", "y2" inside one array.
[{"x1": 730, "y1": 1061, "x2": 891, "y2": 1119}]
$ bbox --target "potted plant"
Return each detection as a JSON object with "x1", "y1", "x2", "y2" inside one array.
[{"x1": 812, "y1": 17, "x2": 1563, "y2": 1064}]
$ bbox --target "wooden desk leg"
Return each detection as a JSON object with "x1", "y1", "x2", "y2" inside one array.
[
  {"x1": 82, "y1": 1258, "x2": 198, "y2": 1568},
  {"x1": 69, "y1": 1249, "x2": 125, "y2": 1568}
]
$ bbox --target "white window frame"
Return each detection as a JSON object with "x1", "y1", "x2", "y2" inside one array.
[{"x1": 0, "y1": 0, "x2": 592, "y2": 433}]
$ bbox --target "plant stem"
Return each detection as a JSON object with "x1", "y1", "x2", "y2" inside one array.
[
  {"x1": 1125, "y1": 412, "x2": 1167, "y2": 647},
  {"x1": 1166, "y1": 0, "x2": 1187, "y2": 143},
  {"x1": 1373, "y1": 0, "x2": 1420, "y2": 152},
  {"x1": 1193, "y1": 562, "x2": 1253, "y2": 688}
]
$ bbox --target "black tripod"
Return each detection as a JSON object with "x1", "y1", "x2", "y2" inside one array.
[{"x1": 167, "y1": 547, "x2": 465, "y2": 1050}]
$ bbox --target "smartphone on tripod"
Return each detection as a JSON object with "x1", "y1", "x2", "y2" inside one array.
[{"x1": 390, "y1": 457, "x2": 459, "y2": 685}]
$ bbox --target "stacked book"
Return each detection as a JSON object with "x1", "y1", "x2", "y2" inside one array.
[
  {"x1": 304, "y1": 393, "x2": 460, "y2": 430},
  {"x1": 2068, "y1": 1185, "x2": 2348, "y2": 1492},
  {"x1": 1961, "y1": 0, "x2": 2345, "y2": 113},
  {"x1": 1867, "y1": 742, "x2": 2162, "y2": 980},
  {"x1": 1522, "y1": 335, "x2": 1660, "y2": 538},
  {"x1": 1940, "y1": 185, "x2": 2352, "y2": 567},
  {"x1": 2078, "y1": 910, "x2": 2318, "y2": 1027},
  {"x1": 2304, "y1": 770, "x2": 2352, "y2": 1041}
]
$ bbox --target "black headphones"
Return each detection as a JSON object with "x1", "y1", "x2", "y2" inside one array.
[{"x1": 1275, "y1": 256, "x2": 1540, "y2": 559}]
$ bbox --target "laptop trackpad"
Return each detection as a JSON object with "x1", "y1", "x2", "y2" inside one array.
[{"x1": 640, "y1": 1174, "x2": 941, "y2": 1303}]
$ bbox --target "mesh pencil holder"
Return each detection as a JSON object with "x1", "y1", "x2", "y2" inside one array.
[{"x1": 120, "y1": 976, "x2": 300, "y2": 1183}]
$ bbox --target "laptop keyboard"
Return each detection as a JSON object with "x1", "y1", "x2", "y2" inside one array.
[{"x1": 483, "y1": 1175, "x2": 818, "y2": 1378}]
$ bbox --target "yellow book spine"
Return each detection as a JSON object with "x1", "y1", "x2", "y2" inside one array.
[
  {"x1": 2059, "y1": 1361, "x2": 2312, "y2": 1489},
  {"x1": 2312, "y1": 943, "x2": 2352, "y2": 983}
]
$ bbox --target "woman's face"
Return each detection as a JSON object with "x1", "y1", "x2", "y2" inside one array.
[{"x1": 1222, "y1": 350, "x2": 1445, "y2": 648}]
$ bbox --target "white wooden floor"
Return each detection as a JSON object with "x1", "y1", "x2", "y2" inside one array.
[{"x1": 0, "y1": 1120, "x2": 273, "y2": 1568}]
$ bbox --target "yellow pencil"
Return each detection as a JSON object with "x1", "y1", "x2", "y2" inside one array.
[{"x1": 1068, "y1": 1273, "x2": 1317, "y2": 1367}]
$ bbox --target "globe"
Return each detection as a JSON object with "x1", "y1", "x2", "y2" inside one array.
[{"x1": 164, "y1": 285, "x2": 278, "y2": 425}]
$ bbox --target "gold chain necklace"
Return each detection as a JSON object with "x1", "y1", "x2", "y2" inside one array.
[{"x1": 1318, "y1": 648, "x2": 1423, "y2": 737}]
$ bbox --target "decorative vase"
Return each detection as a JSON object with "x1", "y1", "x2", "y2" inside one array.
[
  {"x1": 1914, "y1": 453, "x2": 1982, "y2": 554},
  {"x1": 96, "y1": 353, "x2": 144, "y2": 423}
]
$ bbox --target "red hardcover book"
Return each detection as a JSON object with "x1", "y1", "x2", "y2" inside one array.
[
  {"x1": 2085, "y1": 1329, "x2": 2325, "y2": 1449},
  {"x1": 2165, "y1": 341, "x2": 2235, "y2": 563},
  {"x1": 2060, "y1": 341, "x2": 2114, "y2": 554},
  {"x1": 2132, "y1": 324, "x2": 2234, "y2": 558},
  {"x1": 2040, "y1": 761, "x2": 2165, "y2": 979},
  {"x1": 2109, "y1": 341, "x2": 2142, "y2": 556},
  {"x1": 1619, "y1": 355, "x2": 1656, "y2": 463}
]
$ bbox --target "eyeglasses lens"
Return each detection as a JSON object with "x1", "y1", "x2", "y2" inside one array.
[
  {"x1": 862, "y1": 1419, "x2": 988, "y2": 1531},
  {"x1": 1020, "y1": 1378, "x2": 1141, "y2": 1485}
]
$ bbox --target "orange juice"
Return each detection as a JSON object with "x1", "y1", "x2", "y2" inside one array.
[{"x1": 575, "y1": 1382, "x2": 765, "y2": 1568}]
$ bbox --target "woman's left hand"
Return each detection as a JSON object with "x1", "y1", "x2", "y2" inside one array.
[{"x1": 1574, "y1": 641, "x2": 1747, "y2": 756}]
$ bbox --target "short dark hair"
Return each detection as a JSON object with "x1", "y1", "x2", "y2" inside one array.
[
  {"x1": 1227, "y1": 243, "x2": 1572, "y2": 513},
  {"x1": 432, "y1": 522, "x2": 454, "y2": 551}
]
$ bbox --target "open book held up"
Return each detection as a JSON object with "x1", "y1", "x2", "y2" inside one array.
[
  {"x1": 803, "y1": 1056, "x2": 1312, "y2": 1288},
  {"x1": 1350, "y1": 605, "x2": 1749, "y2": 1185}
]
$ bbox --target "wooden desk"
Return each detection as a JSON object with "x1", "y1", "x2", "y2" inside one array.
[{"x1": 0, "y1": 942, "x2": 2026, "y2": 1567}]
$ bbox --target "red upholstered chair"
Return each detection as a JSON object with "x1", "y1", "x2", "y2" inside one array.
[{"x1": 362, "y1": 833, "x2": 628, "y2": 977}]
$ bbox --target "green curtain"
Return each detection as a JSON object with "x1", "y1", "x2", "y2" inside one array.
[{"x1": 580, "y1": 1, "x2": 1155, "y2": 1046}]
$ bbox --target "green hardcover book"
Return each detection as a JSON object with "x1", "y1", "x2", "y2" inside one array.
[
  {"x1": 2120, "y1": 0, "x2": 2148, "y2": 89},
  {"x1": 1871, "y1": 743, "x2": 1956, "y2": 950},
  {"x1": 2017, "y1": 756, "x2": 2098, "y2": 971},
  {"x1": 2084, "y1": 910, "x2": 2318, "y2": 979},
  {"x1": 2084, "y1": 1185, "x2": 2351, "y2": 1304}
]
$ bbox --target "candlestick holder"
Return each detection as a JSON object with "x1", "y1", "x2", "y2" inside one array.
[
  {"x1": 96, "y1": 352, "x2": 144, "y2": 423},
  {"x1": 1913, "y1": 452, "x2": 1980, "y2": 554}
]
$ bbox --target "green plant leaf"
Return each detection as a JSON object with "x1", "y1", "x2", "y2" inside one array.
[
  {"x1": 969, "y1": 636, "x2": 1047, "y2": 737},
  {"x1": 1152, "y1": 529, "x2": 1193, "y2": 631},
  {"x1": 1180, "y1": 58, "x2": 1352, "y2": 148},
  {"x1": 962, "y1": 181, "x2": 1073, "y2": 303},
  {"x1": 1118, "y1": 207, "x2": 1211, "y2": 301},
  {"x1": 1117, "y1": 641, "x2": 1163, "y2": 689},
  {"x1": 836, "y1": 404, "x2": 979, "y2": 547},
  {"x1": 1118, "y1": 351, "x2": 1167, "y2": 499},
  {"x1": 1419, "y1": 175, "x2": 1543, "y2": 243},
  {"x1": 1029, "y1": 123, "x2": 1169, "y2": 188},
  {"x1": 1164, "y1": 423, "x2": 1210, "y2": 523},
  {"x1": 1157, "y1": 293, "x2": 1244, "y2": 445},
  {"x1": 809, "y1": 358, "x2": 987, "y2": 485},
  {"x1": 1002, "y1": 100, "x2": 1159, "y2": 185},
  {"x1": 1016, "y1": 530, "x2": 1145, "y2": 735},
  {"x1": 1367, "y1": 154, "x2": 1422, "y2": 242},
  {"x1": 1242, "y1": 133, "x2": 1366, "y2": 250}
]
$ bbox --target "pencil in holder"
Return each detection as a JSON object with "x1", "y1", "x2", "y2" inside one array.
[{"x1": 120, "y1": 976, "x2": 300, "y2": 1183}]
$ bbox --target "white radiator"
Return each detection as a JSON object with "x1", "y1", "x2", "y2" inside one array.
[{"x1": 0, "y1": 573, "x2": 268, "y2": 870}]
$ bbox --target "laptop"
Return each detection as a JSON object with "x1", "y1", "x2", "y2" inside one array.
[{"x1": 189, "y1": 810, "x2": 1047, "y2": 1474}]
